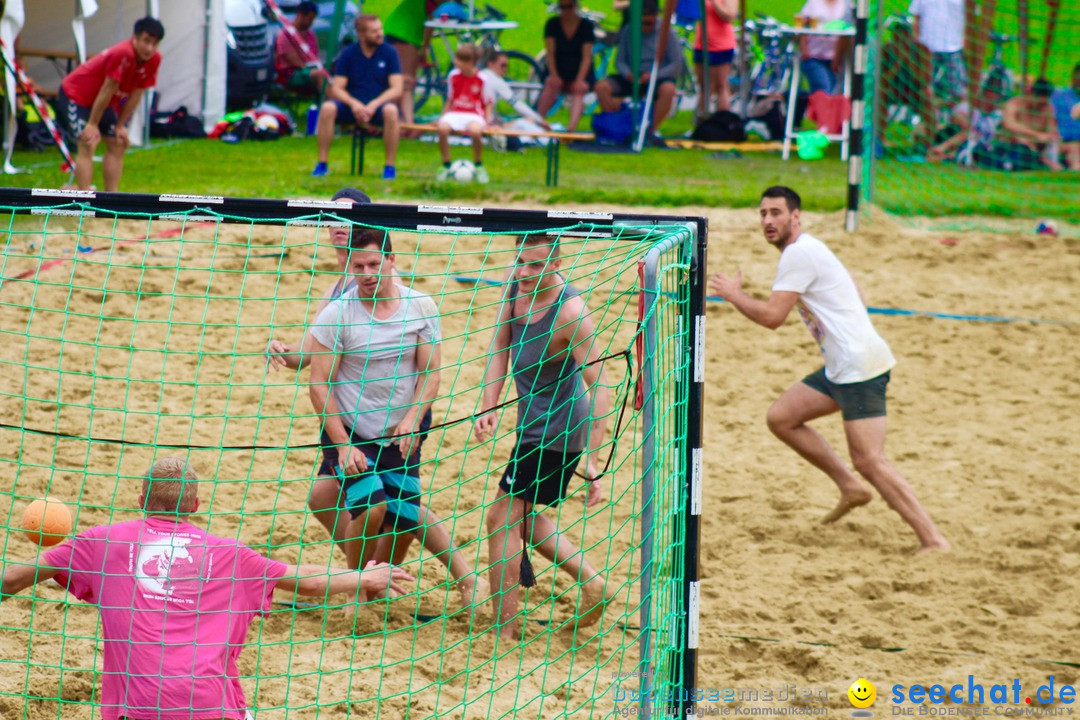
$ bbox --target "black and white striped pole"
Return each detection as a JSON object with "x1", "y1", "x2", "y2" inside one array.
[{"x1": 846, "y1": 0, "x2": 870, "y2": 232}]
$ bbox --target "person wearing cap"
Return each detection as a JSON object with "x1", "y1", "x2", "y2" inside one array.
[
  {"x1": 998, "y1": 77, "x2": 1063, "y2": 171},
  {"x1": 312, "y1": 14, "x2": 402, "y2": 179}
]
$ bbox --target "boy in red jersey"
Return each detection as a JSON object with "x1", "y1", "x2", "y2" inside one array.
[
  {"x1": 435, "y1": 43, "x2": 493, "y2": 184},
  {"x1": 59, "y1": 17, "x2": 165, "y2": 191}
]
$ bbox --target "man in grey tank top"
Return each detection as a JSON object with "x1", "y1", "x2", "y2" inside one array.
[{"x1": 474, "y1": 234, "x2": 614, "y2": 640}]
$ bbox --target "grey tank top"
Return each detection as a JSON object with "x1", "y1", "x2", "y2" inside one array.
[{"x1": 509, "y1": 282, "x2": 590, "y2": 452}]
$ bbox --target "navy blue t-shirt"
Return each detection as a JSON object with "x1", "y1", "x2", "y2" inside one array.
[{"x1": 333, "y1": 42, "x2": 402, "y2": 103}]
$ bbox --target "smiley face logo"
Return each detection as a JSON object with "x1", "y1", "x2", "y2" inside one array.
[{"x1": 848, "y1": 678, "x2": 877, "y2": 709}]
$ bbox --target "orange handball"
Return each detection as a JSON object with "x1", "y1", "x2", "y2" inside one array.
[{"x1": 21, "y1": 497, "x2": 73, "y2": 546}]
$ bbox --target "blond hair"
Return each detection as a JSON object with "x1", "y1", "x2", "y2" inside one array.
[{"x1": 142, "y1": 457, "x2": 199, "y2": 514}]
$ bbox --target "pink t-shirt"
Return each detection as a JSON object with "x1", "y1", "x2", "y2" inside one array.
[
  {"x1": 42, "y1": 517, "x2": 288, "y2": 720},
  {"x1": 274, "y1": 26, "x2": 320, "y2": 77},
  {"x1": 694, "y1": 2, "x2": 736, "y2": 52}
]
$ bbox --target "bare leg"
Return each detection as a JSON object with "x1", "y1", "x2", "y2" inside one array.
[
  {"x1": 413, "y1": 504, "x2": 488, "y2": 609},
  {"x1": 715, "y1": 63, "x2": 732, "y2": 112},
  {"x1": 74, "y1": 135, "x2": 98, "y2": 190},
  {"x1": 316, "y1": 100, "x2": 338, "y2": 164},
  {"x1": 567, "y1": 88, "x2": 586, "y2": 132},
  {"x1": 343, "y1": 504, "x2": 388, "y2": 570},
  {"x1": 308, "y1": 477, "x2": 352, "y2": 556},
  {"x1": 845, "y1": 417, "x2": 950, "y2": 552},
  {"x1": 381, "y1": 103, "x2": 400, "y2": 166},
  {"x1": 595, "y1": 79, "x2": 622, "y2": 113},
  {"x1": 437, "y1": 121, "x2": 452, "y2": 164},
  {"x1": 486, "y1": 491, "x2": 526, "y2": 639},
  {"x1": 537, "y1": 75, "x2": 563, "y2": 119},
  {"x1": 527, "y1": 512, "x2": 610, "y2": 628},
  {"x1": 467, "y1": 121, "x2": 484, "y2": 163},
  {"x1": 102, "y1": 136, "x2": 126, "y2": 192},
  {"x1": 766, "y1": 382, "x2": 873, "y2": 523},
  {"x1": 651, "y1": 83, "x2": 676, "y2": 134}
]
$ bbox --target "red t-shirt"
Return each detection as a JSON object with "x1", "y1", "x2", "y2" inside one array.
[
  {"x1": 61, "y1": 38, "x2": 161, "y2": 111},
  {"x1": 446, "y1": 69, "x2": 488, "y2": 116}
]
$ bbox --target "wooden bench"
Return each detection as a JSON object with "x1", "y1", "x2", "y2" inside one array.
[
  {"x1": 350, "y1": 122, "x2": 594, "y2": 187},
  {"x1": 17, "y1": 48, "x2": 81, "y2": 77}
]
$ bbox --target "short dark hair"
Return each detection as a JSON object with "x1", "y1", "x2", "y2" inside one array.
[
  {"x1": 641, "y1": 0, "x2": 660, "y2": 17},
  {"x1": 349, "y1": 227, "x2": 392, "y2": 254},
  {"x1": 332, "y1": 186, "x2": 371, "y2": 204},
  {"x1": 133, "y1": 17, "x2": 165, "y2": 41},
  {"x1": 1031, "y1": 77, "x2": 1054, "y2": 98},
  {"x1": 296, "y1": 1, "x2": 318, "y2": 15},
  {"x1": 761, "y1": 186, "x2": 801, "y2": 211},
  {"x1": 516, "y1": 234, "x2": 560, "y2": 258}
]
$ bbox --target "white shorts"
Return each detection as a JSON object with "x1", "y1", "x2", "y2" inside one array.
[{"x1": 438, "y1": 111, "x2": 486, "y2": 132}]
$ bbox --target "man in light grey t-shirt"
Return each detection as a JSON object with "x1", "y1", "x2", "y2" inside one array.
[
  {"x1": 707, "y1": 185, "x2": 949, "y2": 554},
  {"x1": 308, "y1": 227, "x2": 486, "y2": 606}
]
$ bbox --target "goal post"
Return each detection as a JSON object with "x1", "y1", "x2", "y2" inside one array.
[{"x1": 0, "y1": 187, "x2": 707, "y2": 719}]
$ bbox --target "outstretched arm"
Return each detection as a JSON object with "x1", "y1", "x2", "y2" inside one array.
[
  {"x1": 1, "y1": 560, "x2": 61, "y2": 601},
  {"x1": 275, "y1": 561, "x2": 415, "y2": 602},
  {"x1": 709, "y1": 270, "x2": 800, "y2": 330}
]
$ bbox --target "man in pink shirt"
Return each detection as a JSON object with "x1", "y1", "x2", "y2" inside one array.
[
  {"x1": 274, "y1": 1, "x2": 327, "y2": 93},
  {"x1": 0, "y1": 457, "x2": 413, "y2": 720}
]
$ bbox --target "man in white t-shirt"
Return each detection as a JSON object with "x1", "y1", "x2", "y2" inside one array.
[
  {"x1": 308, "y1": 228, "x2": 486, "y2": 605},
  {"x1": 708, "y1": 186, "x2": 949, "y2": 553}
]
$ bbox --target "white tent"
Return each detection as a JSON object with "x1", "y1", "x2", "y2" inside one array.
[{"x1": 1, "y1": 0, "x2": 225, "y2": 168}]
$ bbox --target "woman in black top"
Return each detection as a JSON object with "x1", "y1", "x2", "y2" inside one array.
[{"x1": 537, "y1": 0, "x2": 596, "y2": 131}]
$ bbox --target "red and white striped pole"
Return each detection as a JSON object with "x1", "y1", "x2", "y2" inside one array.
[
  {"x1": 261, "y1": 0, "x2": 330, "y2": 79},
  {"x1": 0, "y1": 37, "x2": 76, "y2": 177}
]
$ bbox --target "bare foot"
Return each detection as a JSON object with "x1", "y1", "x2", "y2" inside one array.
[
  {"x1": 456, "y1": 574, "x2": 492, "y2": 610},
  {"x1": 822, "y1": 487, "x2": 873, "y2": 524},
  {"x1": 916, "y1": 537, "x2": 952, "y2": 554},
  {"x1": 576, "y1": 577, "x2": 610, "y2": 629}
]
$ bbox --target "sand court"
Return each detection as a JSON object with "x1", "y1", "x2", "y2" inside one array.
[{"x1": 0, "y1": 202, "x2": 1077, "y2": 719}]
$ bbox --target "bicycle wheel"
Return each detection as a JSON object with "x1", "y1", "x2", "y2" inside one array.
[
  {"x1": 414, "y1": 63, "x2": 445, "y2": 114},
  {"x1": 502, "y1": 50, "x2": 545, "y2": 109}
]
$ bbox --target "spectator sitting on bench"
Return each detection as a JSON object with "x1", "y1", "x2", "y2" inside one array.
[
  {"x1": 274, "y1": 1, "x2": 327, "y2": 94},
  {"x1": 594, "y1": 0, "x2": 684, "y2": 144},
  {"x1": 480, "y1": 51, "x2": 550, "y2": 129},
  {"x1": 312, "y1": 14, "x2": 402, "y2": 179},
  {"x1": 59, "y1": 16, "x2": 164, "y2": 191},
  {"x1": 436, "y1": 44, "x2": 492, "y2": 184}
]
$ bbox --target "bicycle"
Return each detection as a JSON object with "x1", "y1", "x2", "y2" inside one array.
[
  {"x1": 743, "y1": 16, "x2": 797, "y2": 98},
  {"x1": 413, "y1": 4, "x2": 543, "y2": 113}
]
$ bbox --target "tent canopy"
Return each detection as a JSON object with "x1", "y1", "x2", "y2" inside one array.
[{"x1": 1, "y1": 0, "x2": 225, "y2": 131}]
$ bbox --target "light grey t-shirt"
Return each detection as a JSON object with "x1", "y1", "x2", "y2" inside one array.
[{"x1": 310, "y1": 283, "x2": 441, "y2": 442}]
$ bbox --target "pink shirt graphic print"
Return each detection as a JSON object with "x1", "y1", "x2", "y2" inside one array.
[{"x1": 43, "y1": 517, "x2": 288, "y2": 720}]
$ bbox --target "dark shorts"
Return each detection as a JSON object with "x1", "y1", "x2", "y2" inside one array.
[
  {"x1": 802, "y1": 367, "x2": 891, "y2": 422},
  {"x1": 498, "y1": 442, "x2": 583, "y2": 508},
  {"x1": 604, "y1": 74, "x2": 676, "y2": 98},
  {"x1": 692, "y1": 48, "x2": 735, "y2": 67},
  {"x1": 317, "y1": 410, "x2": 432, "y2": 532},
  {"x1": 385, "y1": 34, "x2": 416, "y2": 49},
  {"x1": 332, "y1": 99, "x2": 386, "y2": 127},
  {"x1": 58, "y1": 88, "x2": 118, "y2": 138}
]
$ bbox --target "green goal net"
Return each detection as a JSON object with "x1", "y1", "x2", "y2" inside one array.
[
  {"x1": 0, "y1": 190, "x2": 706, "y2": 720},
  {"x1": 860, "y1": 0, "x2": 1079, "y2": 225}
]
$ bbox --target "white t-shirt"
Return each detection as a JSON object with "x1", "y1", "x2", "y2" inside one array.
[
  {"x1": 772, "y1": 234, "x2": 895, "y2": 384},
  {"x1": 310, "y1": 283, "x2": 441, "y2": 441},
  {"x1": 908, "y1": 0, "x2": 965, "y2": 53},
  {"x1": 797, "y1": 0, "x2": 852, "y2": 60},
  {"x1": 479, "y1": 68, "x2": 544, "y2": 124}
]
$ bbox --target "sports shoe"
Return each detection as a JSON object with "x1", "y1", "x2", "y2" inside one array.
[
  {"x1": 311, "y1": 162, "x2": 328, "y2": 177},
  {"x1": 436, "y1": 166, "x2": 451, "y2": 183},
  {"x1": 645, "y1": 132, "x2": 667, "y2": 148},
  {"x1": 474, "y1": 165, "x2": 490, "y2": 184},
  {"x1": 382, "y1": 165, "x2": 396, "y2": 180}
]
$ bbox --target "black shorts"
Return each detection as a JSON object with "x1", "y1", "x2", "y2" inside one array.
[
  {"x1": 58, "y1": 88, "x2": 119, "y2": 138},
  {"x1": 802, "y1": 367, "x2": 891, "y2": 422},
  {"x1": 317, "y1": 410, "x2": 432, "y2": 532},
  {"x1": 498, "y1": 442, "x2": 583, "y2": 508},
  {"x1": 604, "y1": 74, "x2": 676, "y2": 99}
]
